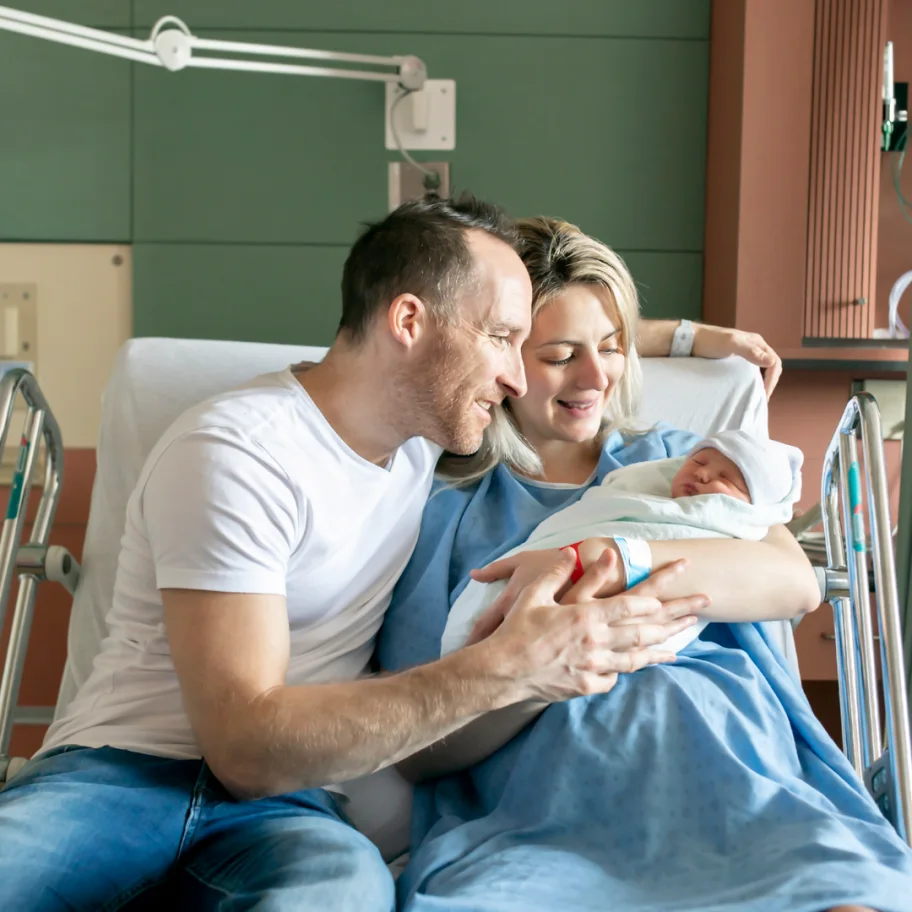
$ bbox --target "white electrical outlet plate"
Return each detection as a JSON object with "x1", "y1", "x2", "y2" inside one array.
[
  {"x1": 385, "y1": 80, "x2": 456, "y2": 151},
  {"x1": 0, "y1": 284, "x2": 41, "y2": 482},
  {"x1": 0, "y1": 283, "x2": 37, "y2": 363},
  {"x1": 859, "y1": 379, "x2": 906, "y2": 439},
  {"x1": 388, "y1": 161, "x2": 451, "y2": 210}
]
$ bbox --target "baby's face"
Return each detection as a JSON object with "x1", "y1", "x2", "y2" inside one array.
[{"x1": 670, "y1": 448, "x2": 751, "y2": 503}]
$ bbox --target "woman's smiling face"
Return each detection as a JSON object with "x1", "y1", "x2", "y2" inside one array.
[{"x1": 507, "y1": 283, "x2": 626, "y2": 451}]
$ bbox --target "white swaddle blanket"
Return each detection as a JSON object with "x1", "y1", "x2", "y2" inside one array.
[{"x1": 440, "y1": 456, "x2": 795, "y2": 656}]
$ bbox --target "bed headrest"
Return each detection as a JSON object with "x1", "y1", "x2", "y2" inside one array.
[{"x1": 102, "y1": 336, "x2": 767, "y2": 467}]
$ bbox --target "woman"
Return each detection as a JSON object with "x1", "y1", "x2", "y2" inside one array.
[{"x1": 376, "y1": 218, "x2": 912, "y2": 912}]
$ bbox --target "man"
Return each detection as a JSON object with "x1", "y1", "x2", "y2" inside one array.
[{"x1": 0, "y1": 195, "x2": 781, "y2": 910}]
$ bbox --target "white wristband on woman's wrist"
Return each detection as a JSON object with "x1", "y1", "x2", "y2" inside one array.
[
  {"x1": 670, "y1": 319, "x2": 695, "y2": 357},
  {"x1": 614, "y1": 537, "x2": 652, "y2": 589}
]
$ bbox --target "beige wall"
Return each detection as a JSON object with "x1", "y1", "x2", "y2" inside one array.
[
  {"x1": 0, "y1": 244, "x2": 132, "y2": 451},
  {"x1": 0, "y1": 244, "x2": 129, "y2": 756}
]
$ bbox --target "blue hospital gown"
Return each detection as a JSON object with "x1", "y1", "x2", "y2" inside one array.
[{"x1": 376, "y1": 426, "x2": 912, "y2": 912}]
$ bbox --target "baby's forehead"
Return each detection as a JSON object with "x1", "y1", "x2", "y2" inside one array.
[{"x1": 690, "y1": 447, "x2": 737, "y2": 468}]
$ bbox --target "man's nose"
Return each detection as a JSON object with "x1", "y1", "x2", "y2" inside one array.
[{"x1": 501, "y1": 348, "x2": 527, "y2": 399}]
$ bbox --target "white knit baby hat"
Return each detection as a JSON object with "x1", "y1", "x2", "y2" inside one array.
[{"x1": 689, "y1": 429, "x2": 804, "y2": 505}]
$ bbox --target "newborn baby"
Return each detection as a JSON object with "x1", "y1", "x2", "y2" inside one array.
[{"x1": 441, "y1": 428, "x2": 804, "y2": 657}]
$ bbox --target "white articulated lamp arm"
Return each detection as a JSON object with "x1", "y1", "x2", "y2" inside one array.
[{"x1": 0, "y1": 4, "x2": 427, "y2": 89}]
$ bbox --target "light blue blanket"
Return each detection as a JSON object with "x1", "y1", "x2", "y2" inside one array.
[{"x1": 376, "y1": 426, "x2": 912, "y2": 912}]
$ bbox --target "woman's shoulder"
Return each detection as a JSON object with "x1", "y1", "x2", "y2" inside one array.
[{"x1": 418, "y1": 471, "x2": 496, "y2": 534}]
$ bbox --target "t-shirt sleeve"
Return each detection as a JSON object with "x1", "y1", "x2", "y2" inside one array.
[{"x1": 141, "y1": 428, "x2": 301, "y2": 595}]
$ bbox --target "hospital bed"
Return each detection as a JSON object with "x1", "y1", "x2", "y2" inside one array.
[{"x1": 0, "y1": 338, "x2": 908, "y2": 856}]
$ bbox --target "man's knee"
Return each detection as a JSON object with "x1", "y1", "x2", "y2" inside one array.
[
  {"x1": 184, "y1": 815, "x2": 395, "y2": 911},
  {"x1": 264, "y1": 819, "x2": 395, "y2": 904},
  {"x1": 331, "y1": 832, "x2": 395, "y2": 902}
]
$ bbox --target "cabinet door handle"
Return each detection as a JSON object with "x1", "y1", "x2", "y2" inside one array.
[{"x1": 821, "y1": 632, "x2": 880, "y2": 642}]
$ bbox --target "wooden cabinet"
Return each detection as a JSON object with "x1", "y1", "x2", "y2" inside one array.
[{"x1": 805, "y1": 0, "x2": 889, "y2": 341}]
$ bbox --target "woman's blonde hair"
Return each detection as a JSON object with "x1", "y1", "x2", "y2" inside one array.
[{"x1": 437, "y1": 216, "x2": 643, "y2": 484}]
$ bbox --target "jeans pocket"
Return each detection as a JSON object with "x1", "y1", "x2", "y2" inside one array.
[{"x1": 4, "y1": 744, "x2": 89, "y2": 789}]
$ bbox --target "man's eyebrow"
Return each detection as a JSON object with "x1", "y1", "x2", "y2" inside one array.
[
  {"x1": 488, "y1": 321, "x2": 527, "y2": 335},
  {"x1": 537, "y1": 329, "x2": 620, "y2": 348}
]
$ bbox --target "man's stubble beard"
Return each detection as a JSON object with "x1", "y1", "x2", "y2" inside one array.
[{"x1": 397, "y1": 333, "x2": 482, "y2": 455}]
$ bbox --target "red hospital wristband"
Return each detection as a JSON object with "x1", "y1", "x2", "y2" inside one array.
[{"x1": 564, "y1": 541, "x2": 585, "y2": 584}]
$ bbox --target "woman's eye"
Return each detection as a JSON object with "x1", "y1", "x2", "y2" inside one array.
[
  {"x1": 599, "y1": 348, "x2": 620, "y2": 357},
  {"x1": 547, "y1": 356, "x2": 572, "y2": 366}
]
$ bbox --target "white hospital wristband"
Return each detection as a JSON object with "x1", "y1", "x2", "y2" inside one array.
[
  {"x1": 670, "y1": 318, "x2": 695, "y2": 357},
  {"x1": 614, "y1": 537, "x2": 652, "y2": 589}
]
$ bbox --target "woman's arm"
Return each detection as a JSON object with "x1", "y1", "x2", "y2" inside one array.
[
  {"x1": 637, "y1": 320, "x2": 783, "y2": 397},
  {"x1": 636, "y1": 319, "x2": 679, "y2": 356},
  {"x1": 578, "y1": 524, "x2": 821, "y2": 622},
  {"x1": 402, "y1": 526, "x2": 819, "y2": 783},
  {"x1": 475, "y1": 526, "x2": 821, "y2": 631},
  {"x1": 397, "y1": 698, "x2": 549, "y2": 782}
]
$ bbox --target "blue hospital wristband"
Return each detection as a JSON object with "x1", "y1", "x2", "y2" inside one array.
[{"x1": 614, "y1": 537, "x2": 652, "y2": 589}]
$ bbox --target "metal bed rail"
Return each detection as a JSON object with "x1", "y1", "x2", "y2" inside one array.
[
  {"x1": 0, "y1": 368, "x2": 80, "y2": 784},
  {"x1": 820, "y1": 392, "x2": 912, "y2": 845}
]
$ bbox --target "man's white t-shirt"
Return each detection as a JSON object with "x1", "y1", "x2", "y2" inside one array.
[{"x1": 43, "y1": 368, "x2": 440, "y2": 767}]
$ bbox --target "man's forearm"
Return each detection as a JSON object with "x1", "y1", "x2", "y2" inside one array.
[
  {"x1": 397, "y1": 698, "x2": 549, "y2": 783},
  {"x1": 635, "y1": 319, "x2": 679, "y2": 357},
  {"x1": 582, "y1": 527, "x2": 820, "y2": 622},
  {"x1": 223, "y1": 641, "x2": 524, "y2": 799}
]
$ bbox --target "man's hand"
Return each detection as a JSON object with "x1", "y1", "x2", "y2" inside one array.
[
  {"x1": 468, "y1": 537, "x2": 639, "y2": 645},
  {"x1": 468, "y1": 544, "x2": 630, "y2": 644},
  {"x1": 467, "y1": 546, "x2": 615, "y2": 643},
  {"x1": 692, "y1": 325, "x2": 782, "y2": 398},
  {"x1": 483, "y1": 551, "x2": 703, "y2": 702}
]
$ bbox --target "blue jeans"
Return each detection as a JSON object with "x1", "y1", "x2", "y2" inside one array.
[{"x1": 0, "y1": 745, "x2": 395, "y2": 911}]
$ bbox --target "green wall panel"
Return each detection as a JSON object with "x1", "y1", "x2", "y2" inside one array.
[
  {"x1": 132, "y1": 244, "x2": 697, "y2": 342},
  {"x1": 0, "y1": 31, "x2": 131, "y2": 241},
  {"x1": 131, "y1": 42, "x2": 384, "y2": 245},
  {"x1": 3, "y1": 1, "x2": 711, "y2": 337},
  {"x1": 132, "y1": 0, "x2": 710, "y2": 38},
  {"x1": 622, "y1": 252, "x2": 703, "y2": 321},
  {"x1": 133, "y1": 31, "x2": 708, "y2": 251},
  {"x1": 6, "y1": 2, "x2": 130, "y2": 25},
  {"x1": 132, "y1": 243, "x2": 350, "y2": 344}
]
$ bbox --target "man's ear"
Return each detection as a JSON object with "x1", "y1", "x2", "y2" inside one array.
[{"x1": 387, "y1": 293, "x2": 428, "y2": 349}]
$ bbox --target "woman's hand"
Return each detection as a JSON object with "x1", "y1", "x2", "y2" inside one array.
[
  {"x1": 692, "y1": 325, "x2": 782, "y2": 398},
  {"x1": 468, "y1": 544, "x2": 626, "y2": 645}
]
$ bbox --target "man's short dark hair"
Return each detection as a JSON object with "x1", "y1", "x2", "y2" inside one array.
[{"x1": 339, "y1": 193, "x2": 520, "y2": 342}]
